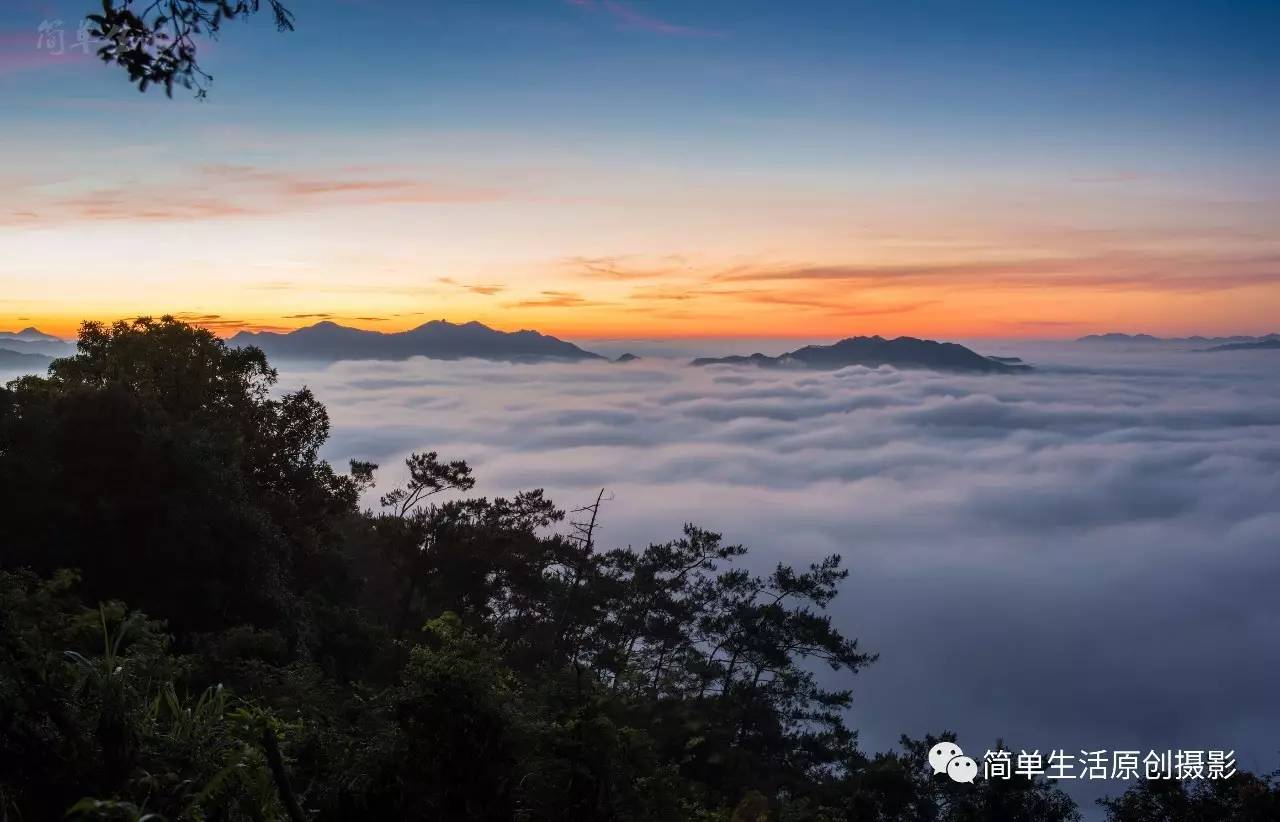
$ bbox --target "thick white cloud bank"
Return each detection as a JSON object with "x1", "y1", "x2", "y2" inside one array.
[{"x1": 279, "y1": 344, "x2": 1280, "y2": 809}]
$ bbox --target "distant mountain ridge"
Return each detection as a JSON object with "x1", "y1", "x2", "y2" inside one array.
[
  {"x1": 0, "y1": 338, "x2": 77, "y2": 358},
  {"x1": 1077, "y1": 332, "x2": 1280, "y2": 345},
  {"x1": 0, "y1": 348, "x2": 53, "y2": 369},
  {"x1": 1203, "y1": 339, "x2": 1280, "y2": 352},
  {"x1": 691, "y1": 336, "x2": 1028, "y2": 373},
  {"x1": 229, "y1": 320, "x2": 605, "y2": 363},
  {"x1": 0, "y1": 327, "x2": 75, "y2": 360},
  {"x1": 0, "y1": 327, "x2": 62, "y2": 343}
]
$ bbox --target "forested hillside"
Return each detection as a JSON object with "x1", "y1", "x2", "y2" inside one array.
[{"x1": 0, "y1": 317, "x2": 1273, "y2": 821}]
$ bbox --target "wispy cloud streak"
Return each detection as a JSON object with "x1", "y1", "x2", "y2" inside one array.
[
  {"x1": 1, "y1": 163, "x2": 504, "y2": 225},
  {"x1": 568, "y1": 0, "x2": 719, "y2": 37}
]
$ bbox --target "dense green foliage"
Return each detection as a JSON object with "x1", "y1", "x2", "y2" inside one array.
[{"x1": 0, "y1": 317, "x2": 1269, "y2": 820}]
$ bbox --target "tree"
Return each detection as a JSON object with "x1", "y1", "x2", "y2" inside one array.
[
  {"x1": 0, "y1": 316, "x2": 366, "y2": 639},
  {"x1": 1100, "y1": 771, "x2": 1280, "y2": 822},
  {"x1": 85, "y1": 0, "x2": 295, "y2": 97},
  {"x1": 0, "y1": 570, "x2": 288, "y2": 821}
]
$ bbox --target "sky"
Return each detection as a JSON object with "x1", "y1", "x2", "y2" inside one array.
[{"x1": 2, "y1": 0, "x2": 1279, "y2": 340}]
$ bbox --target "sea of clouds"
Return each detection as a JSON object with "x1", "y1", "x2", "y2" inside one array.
[{"x1": 274, "y1": 343, "x2": 1279, "y2": 810}]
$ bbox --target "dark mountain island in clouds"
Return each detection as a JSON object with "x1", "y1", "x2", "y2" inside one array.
[
  {"x1": 229, "y1": 319, "x2": 605, "y2": 363},
  {"x1": 1203, "y1": 338, "x2": 1280, "y2": 352},
  {"x1": 692, "y1": 336, "x2": 1029, "y2": 373},
  {"x1": 1078, "y1": 332, "x2": 1280, "y2": 345}
]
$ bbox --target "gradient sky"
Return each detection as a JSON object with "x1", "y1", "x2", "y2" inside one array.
[{"x1": 2, "y1": 0, "x2": 1279, "y2": 339}]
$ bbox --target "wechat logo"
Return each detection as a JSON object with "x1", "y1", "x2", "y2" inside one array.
[{"x1": 930, "y1": 741, "x2": 978, "y2": 784}]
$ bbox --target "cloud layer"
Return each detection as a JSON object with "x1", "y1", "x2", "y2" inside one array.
[{"x1": 277, "y1": 344, "x2": 1280, "y2": 809}]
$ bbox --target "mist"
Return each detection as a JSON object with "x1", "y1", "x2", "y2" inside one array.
[{"x1": 274, "y1": 343, "x2": 1280, "y2": 812}]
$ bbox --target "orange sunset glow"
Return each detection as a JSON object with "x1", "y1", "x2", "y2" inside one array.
[
  {"x1": 3, "y1": 1, "x2": 1278, "y2": 343},
  {"x1": 7, "y1": 181, "x2": 1279, "y2": 341}
]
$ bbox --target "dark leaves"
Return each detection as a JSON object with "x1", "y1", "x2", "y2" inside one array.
[{"x1": 85, "y1": 0, "x2": 295, "y2": 98}]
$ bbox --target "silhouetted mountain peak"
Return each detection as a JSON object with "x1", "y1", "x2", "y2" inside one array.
[
  {"x1": 1079, "y1": 332, "x2": 1279, "y2": 345},
  {"x1": 1202, "y1": 339, "x2": 1280, "y2": 352},
  {"x1": 230, "y1": 320, "x2": 603, "y2": 363},
  {"x1": 0, "y1": 327, "x2": 62, "y2": 343},
  {"x1": 0, "y1": 328, "x2": 75, "y2": 359},
  {"x1": 692, "y1": 335, "x2": 1028, "y2": 373}
]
